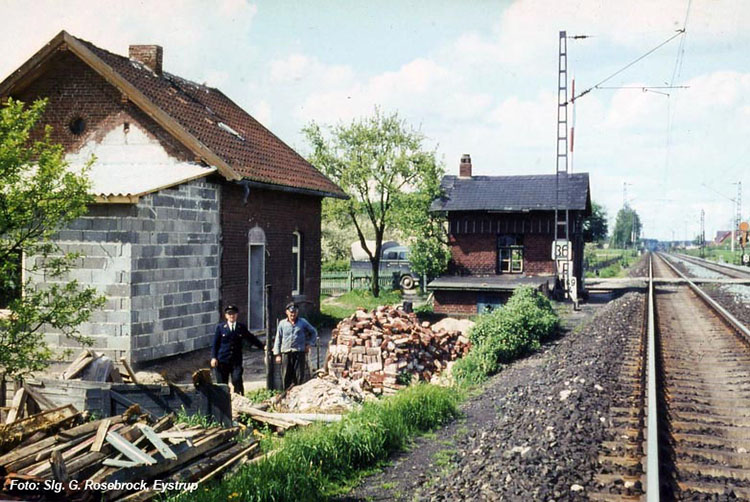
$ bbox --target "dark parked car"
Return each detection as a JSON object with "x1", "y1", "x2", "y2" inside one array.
[{"x1": 351, "y1": 245, "x2": 419, "y2": 289}]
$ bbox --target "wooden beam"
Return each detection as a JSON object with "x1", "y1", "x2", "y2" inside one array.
[
  {"x1": 50, "y1": 450, "x2": 69, "y2": 482},
  {"x1": 62, "y1": 349, "x2": 95, "y2": 380},
  {"x1": 105, "y1": 428, "x2": 239, "y2": 485},
  {"x1": 91, "y1": 419, "x2": 111, "y2": 453},
  {"x1": 23, "y1": 384, "x2": 58, "y2": 411},
  {"x1": 0, "y1": 405, "x2": 79, "y2": 453},
  {"x1": 119, "y1": 358, "x2": 138, "y2": 384},
  {"x1": 140, "y1": 426, "x2": 176, "y2": 460},
  {"x1": 5, "y1": 388, "x2": 28, "y2": 424},
  {"x1": 105, "y1": 431, "x2": 157, "y2": 465}
]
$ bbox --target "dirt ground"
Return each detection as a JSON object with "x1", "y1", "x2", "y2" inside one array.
[{"x1": 131, "y1": 327, "x2": 333, "y2": 390}]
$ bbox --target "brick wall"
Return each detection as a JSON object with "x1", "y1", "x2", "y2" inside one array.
[
  {"x1": 13, "y1": 51, "x2": 192, "y2": 162},
  {"x1": 447, "y1": 212, "x2": 562, "y2": 276},
  {"x1": 220, "y1": 184, "x2": 322, "y2": 332},
  {"x1": 433, "y1": 290, "x2": 512, "y2": 316},
  {"x1": 37, "y1": 178, "x2": 220, "y2": 364}
]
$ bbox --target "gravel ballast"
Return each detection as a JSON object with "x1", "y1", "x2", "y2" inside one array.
[{"x1": 337, "y1": 292, "x2": 645, "y2": 501}]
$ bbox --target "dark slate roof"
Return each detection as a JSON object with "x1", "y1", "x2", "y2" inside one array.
[
  {"x1": 430, "y1": 173, "x2": 590, "y2": 213},
  {"x1": 77, "y1": 37, "x2": 346, "y2": 198}
]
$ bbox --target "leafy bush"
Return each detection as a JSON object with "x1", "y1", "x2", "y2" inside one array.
[
  {"x1": 322, "y1": 259, "x2": 351, "y2": 272},
  {"x1": 453, "y1": 287, "x2": 558, "y2": 386},
  {"x1": 170, "y1": 384, "x2": 460, "y2": 502},
  {"x1": 244, "y1": 388, "x2": 280, "y2": 404}
]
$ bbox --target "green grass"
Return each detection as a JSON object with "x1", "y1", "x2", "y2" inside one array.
[
  {"x1": 169, "y1": 384, "x2": 461, "y2": 502},
  {"x1": 682, "y1": 246, "x2": 743, "y2": 264},
  {"x1": 584, "y1": 246, "x2": 640, "y2": 278},
  {"x1": 320, "y1": 288, "x2": 403, "y2": 325},
  {"x1": 175, "y1": 406, "x2": 218, "y2": 429},
  {"x1": 244, "y1": 388, "x2": 280, "y2": 404}
]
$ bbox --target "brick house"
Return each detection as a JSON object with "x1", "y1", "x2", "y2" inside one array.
[
  {"x1": 0, "y1": 31, "x2": 346, "y2": 364},
  {"x1": 427, "y1": 155, "x2": 591, "y2": 315}
]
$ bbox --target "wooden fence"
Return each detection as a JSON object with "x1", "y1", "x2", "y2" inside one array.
[{"x1": 321, "y1": 271, "x2": 400, "y2": 295}]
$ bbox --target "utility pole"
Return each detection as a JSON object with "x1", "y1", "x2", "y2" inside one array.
[
  {"x1": 700, "y1": 209, "x2": 705, "y2": 258},
  {"x1": 732, "y1": 182, "x2": 742, "y2": 254}
]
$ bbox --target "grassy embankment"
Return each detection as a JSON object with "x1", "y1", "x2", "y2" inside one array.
[
  {"x1": 584, "y1": 246, "x2": 639, "y2": 278},
  {"x1": 681, "y1": 245, "x2": 742, "y2": 264}
]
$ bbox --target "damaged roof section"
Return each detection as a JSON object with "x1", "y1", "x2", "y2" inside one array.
[{"x1": 0, "y1": 30, "x2": 347, "y2": 199}]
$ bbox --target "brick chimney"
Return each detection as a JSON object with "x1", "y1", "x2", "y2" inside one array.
[
  {"x1": 459, "y1": 154, "x2": 472, "y2": 178},
  {"x1": 129, "y1": 45, "x2": 163, "y2": 75}
]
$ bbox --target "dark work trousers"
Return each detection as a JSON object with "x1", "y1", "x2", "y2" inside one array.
[
  {"x1": 213, "y1": 362, "x2": 244, "y2": 395},
  {"x1": 281, "y1": 352, "x2": 307, "y2": 389}
]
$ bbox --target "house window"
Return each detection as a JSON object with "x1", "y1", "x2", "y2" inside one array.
[
  {"x1": 292, "y1": 231, "x2": 302, "y2": 295},
  {"x1": 497, "y1": 235, "x2": 523, "y2": 274}
]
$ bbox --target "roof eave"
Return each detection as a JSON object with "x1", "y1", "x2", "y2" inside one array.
[{"x1": 238, "y1": 179, "x2": 349, "y2": 200}]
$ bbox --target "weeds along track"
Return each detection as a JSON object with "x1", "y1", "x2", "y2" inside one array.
[{"x1": 654, "y1": 252, "x2": 750, "y2": 499}]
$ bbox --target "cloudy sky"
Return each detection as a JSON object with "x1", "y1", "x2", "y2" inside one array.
[{"x1": 2, "y1": 0, "x2": 748, "y2": 241}]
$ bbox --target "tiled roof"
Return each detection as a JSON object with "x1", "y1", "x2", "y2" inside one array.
[
  {"x1": 430, "y1": 173, "x2": 591, "y2": 213},
  {"x1": 23, "y1": 33, "x2": 345, "y2": 198}
]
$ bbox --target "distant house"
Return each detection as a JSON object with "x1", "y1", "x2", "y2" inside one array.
[
  {"x1": 0, "y1": 31, "x2": 346, "y2": 364},
  {"x1": 713, "y1": 230, "x2": 732, "y2": 246},
  {"x1": 427, "y1": 155, "x2": 591, "y2": 315}
]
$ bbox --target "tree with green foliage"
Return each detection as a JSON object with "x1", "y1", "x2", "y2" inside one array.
[
  {"x1": 610, "y1": 206, "x2": 642, "y2": 249},
  {"x1": 304, "y1": 109, "x2": 444, "y2": 297},
  {"x1": 0, "y1": 99, "x2": 105, "y2": 377},
  {"x1": 583, "y1": 201, "x2": 608, "y2": 243}
]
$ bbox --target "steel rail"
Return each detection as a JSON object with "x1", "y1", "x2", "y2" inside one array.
[
  {"x1": 646, "y1": 255, "x2": 660, "y2": 502},
  {"x1": 673, "y1": 252, "x2": 750, "y2": 278},
  {"x1": 657, "y1": 252, "x2": 750, "y2": 345}
]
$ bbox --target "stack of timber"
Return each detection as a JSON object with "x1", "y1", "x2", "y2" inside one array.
[
  {"x1": 230, "y1": 392, "x2": 341, "y2": 432},
  {"x1": 326, "y1": 306, "x2": 471, "y2": 394},
  {"x1": 0, "y1": 405, "x2": 258, "y2": 502},
  {"x1": 59, "y1": 349, "x2": 141, "y2": 384},
  {"x1": 15, "y1": 366, "x2": 232, "y2": 427}
]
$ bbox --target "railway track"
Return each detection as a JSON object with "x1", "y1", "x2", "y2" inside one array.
[
  {"x1": 591, "y1": 252, "x2": 750, "y2": 500},
  {"x1": 669, "y1": 253, "x2": 750, "y2": 280}
]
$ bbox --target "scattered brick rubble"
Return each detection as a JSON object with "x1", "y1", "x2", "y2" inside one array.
[{"x1": 325, "y1": 306, "x2": 472, "y2": 394}]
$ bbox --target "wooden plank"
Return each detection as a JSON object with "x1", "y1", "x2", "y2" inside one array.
[
  {"x1": 195, "y1": 441, "x2": 259, "y2": 485},
  {"x1": 91, "y1": 419, "x2": 111, "y2": 452},
  {"x1": 5, "y1": 388, "x2": 27, "y2": 424},
  {"x1": 0, "y1": 434, "x2": 58, "y2": 468},
  {"x1": 105, "y1": 428, "x2": 239, "y2": 485},
  {"x1": 110, "y1": 391, "x2": 156, "y2": 421},
  {"x1": 22, "y1": 384, "x2": 58, "y2": 411},
  {"x1": 102, "y1": 458, "x2": 140, "y2": 468},
  {"x1": 62, "y1": 350, "x2": 95, "y2": 380},
  {"x1": 119, "y1": 358, "x2": 138, "y2": 384},
  {"x1": 0, "y1": 405, "x2": 79, "y2": 453},
  {"x1": 56, "y1": 414, "x2": 124, "y2": 441},
  {"x1": 140, "y1": 426, "x2": 176, "y2": 460},
  {"x1": 110, "y1": 368, "x2": 124, "y2": 383},
  {"x1": 106, "y1": 431, "x2": 156, "y2": 465},
  {"x1": 50, "y1": 450, "x2": 69, "y2": 482}
]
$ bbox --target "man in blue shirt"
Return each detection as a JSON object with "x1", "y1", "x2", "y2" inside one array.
[
  {"x1": 274, "y1": 301, "x2": 317, "y2": 389},
  {"x1": 211, "y1": 305, "x2": 264, "y2": 394}
]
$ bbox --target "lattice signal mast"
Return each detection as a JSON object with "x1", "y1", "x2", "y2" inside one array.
[{"x1": 555, "y1": 30, "x2": 570, "y2": 243}]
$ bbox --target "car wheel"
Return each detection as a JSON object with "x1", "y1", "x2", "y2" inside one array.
[{"x1": 399, "y1": 275, "x2": 414, "y2": 290}]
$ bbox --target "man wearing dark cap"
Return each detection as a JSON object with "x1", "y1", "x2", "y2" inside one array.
[
  {"x1": 274, "y1": 301, "x2": 318, "y2": 389},
  {"x1": 210, "y1": 305, "x2": 264, "y2": 394}
]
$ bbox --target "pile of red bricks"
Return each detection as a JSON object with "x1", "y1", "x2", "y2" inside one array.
[{"x1": 326, "y1": 306, "x2": 471, "y2": 394}]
